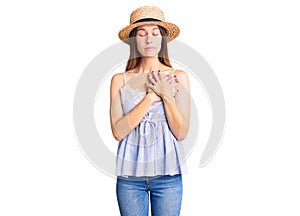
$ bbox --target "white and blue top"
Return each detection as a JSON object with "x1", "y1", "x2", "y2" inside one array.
[{"x1": 116, "y1": 69, "x2": 187, "y2": 177}]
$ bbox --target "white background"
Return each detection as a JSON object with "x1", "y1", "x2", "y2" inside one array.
[{"x1": 1, "y1": 0, "x2": 299, "y2": 215}]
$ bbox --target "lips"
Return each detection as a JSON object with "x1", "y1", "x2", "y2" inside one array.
[{"x1": 145, "y1": 47, "x2": 156, "y2": 50}]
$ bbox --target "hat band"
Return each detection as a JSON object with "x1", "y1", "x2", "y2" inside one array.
[{"x1": 132, "y1": 18, "x2": 162, "y2": 24}]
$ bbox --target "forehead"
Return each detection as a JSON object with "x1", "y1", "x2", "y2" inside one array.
[{"x1": 137, "y1": 24, "x2": 159, "y2": 30}]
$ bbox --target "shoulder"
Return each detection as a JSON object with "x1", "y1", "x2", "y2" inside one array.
[
  {"x1": 111, "y1": 72, "x2": 124, "y2": 87},
  {"x1": 173, "y1": 69, "x2": 188, "y2": 76},
  {"x1": 111, "y1": 72, "x2": 124, "y2": 81},
  {"x1": 172, "y1": 69, "x2": 190, "y2": 91},
  {"x1": 173, "y1": 69, "x2": 189, "y2": 81}
]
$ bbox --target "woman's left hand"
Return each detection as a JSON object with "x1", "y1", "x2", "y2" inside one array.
[{"x1": 146, "y1": 70, "x2": 179, "y2": 100}]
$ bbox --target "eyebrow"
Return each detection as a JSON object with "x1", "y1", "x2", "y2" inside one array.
[{"x1": 137, "y1": 27, "x2": 159, "y2": 31}]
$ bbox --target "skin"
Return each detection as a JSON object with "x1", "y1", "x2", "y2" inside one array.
[
  {"x1": 110, "y1": 24, "x2": 190, "y2": 141},
  {"x1": 136, "y1": 25, "x2": 162, "y2": 57}
]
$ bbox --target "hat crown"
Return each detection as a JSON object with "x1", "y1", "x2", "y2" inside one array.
[{"x1": 130, "y1": 6, "x2": 165, "y2": 24}]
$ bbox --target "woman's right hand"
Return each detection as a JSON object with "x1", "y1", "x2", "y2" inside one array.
[{"x1": 146, "y1": 89, "x2": 162, "y2": 104}]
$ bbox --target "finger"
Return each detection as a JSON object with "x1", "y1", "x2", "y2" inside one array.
[
  {"x1": 149, "y1": 71, "x2": 159, "y2": 82},
  {"x1": 173, "y1": 75, "x2": 180, "y2": 84},
  {"x1": 157, "y1": 69, "x2": 162, "y2": 78},
  {"x1": 147, "y1": 73, "x2": 156, "y2": 84},
  {"x1": 169, "y1": 80, "x2": 175, "y2": 85},
  {"x1": 144, "y1": 82, "x2": 150, "y2": 91},
  {"x1": 165, "y1": 75, "x2": 174, "y2": 84},
  {"x1": 167, "y1": 76, "x2": 177, "y2": 86},
  {"x1": 152, "y1": 71, "x2": 160, "y2": 82},
  {"x1": 147, "y1": 86, "x2": 154, "y2": 93},
  {"x1": 147, "y1": 81, "x2": 162, "y2": 95},
  {"x1": 145, "y1": 82, "x2": 154, "y2": 88},
  {"x1": 172, "y1": 89, "x2": 177, "y2": 97}
]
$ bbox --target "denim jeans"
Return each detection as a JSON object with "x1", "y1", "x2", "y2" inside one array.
[{"x1": 116, "y1": 174, "x2": 182, "y2": 216}]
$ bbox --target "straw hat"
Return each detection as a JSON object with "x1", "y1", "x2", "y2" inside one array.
[{"x1": 118, "y1": 6, "x2": 180, "y2": 44}]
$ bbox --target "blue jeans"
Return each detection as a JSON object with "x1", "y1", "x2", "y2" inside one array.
[{"x1": 116, "y1": 174, "x2": 183, "y2": 216}]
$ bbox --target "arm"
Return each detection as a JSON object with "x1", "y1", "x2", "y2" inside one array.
[
  {"x1": 109, "y1": 73, "x2": 160, "y2": 141},
  {"x1": 147, "y1": 70, "x2": 190, "y2": 141}
]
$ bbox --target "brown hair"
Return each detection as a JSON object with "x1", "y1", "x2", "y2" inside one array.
[{"x1": 125, "y1": 26, "x2": 172, "y2": 71}]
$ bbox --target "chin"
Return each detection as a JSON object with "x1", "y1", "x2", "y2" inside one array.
[{"x1": 142, "y1": 52, "x2": 159, "y2": 57}]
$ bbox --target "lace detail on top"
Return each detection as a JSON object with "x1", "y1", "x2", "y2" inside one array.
[{"x1": 120, "y1": 84, "x2": 146, "y2": 115}]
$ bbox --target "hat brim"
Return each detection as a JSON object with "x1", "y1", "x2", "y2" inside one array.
[{"x1": 118, "y1": 21, "x2": 180, "y2": 44}]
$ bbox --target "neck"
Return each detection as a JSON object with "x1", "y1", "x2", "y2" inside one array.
[{"x1": 137, "y1": 56, "x2": 162, "y2": 73}]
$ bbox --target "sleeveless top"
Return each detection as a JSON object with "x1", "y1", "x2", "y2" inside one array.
[{"x1": 116, "y1": 69, "x2": 187, "y2": 177}]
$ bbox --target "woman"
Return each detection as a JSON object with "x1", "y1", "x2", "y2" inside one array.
[{"x1": 110, "y1": 6, "x2": 190, "y2": 216}]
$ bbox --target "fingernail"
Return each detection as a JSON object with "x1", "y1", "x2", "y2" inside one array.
[
  {"x1": 158, "y1": 70, "x2": 160, "y2": 72},
  {"x1": 173, "y1": 75, "x2": 176, "y2": 77}
]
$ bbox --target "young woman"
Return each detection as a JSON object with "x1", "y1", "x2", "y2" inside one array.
[{"x1": 110, "y1": 6, "x2": 190, "y2": 216}]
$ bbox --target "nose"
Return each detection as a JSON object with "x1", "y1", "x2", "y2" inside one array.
[{"x1": 146, "y1": 34, "x2": 153, "y2": 44}]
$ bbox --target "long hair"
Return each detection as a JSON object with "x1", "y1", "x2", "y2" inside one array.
[{"x1": 125, "y1": 26, "x2": 172, "y2": 71}]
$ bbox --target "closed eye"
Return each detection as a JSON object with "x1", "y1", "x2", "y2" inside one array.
[{"x1": 137, "y1": 29, "x2": 161, "y2": 37}]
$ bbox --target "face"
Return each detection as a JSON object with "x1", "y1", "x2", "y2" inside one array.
[{"x1": 135, "y1": 24, "x2": 162, "y2": 57}]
